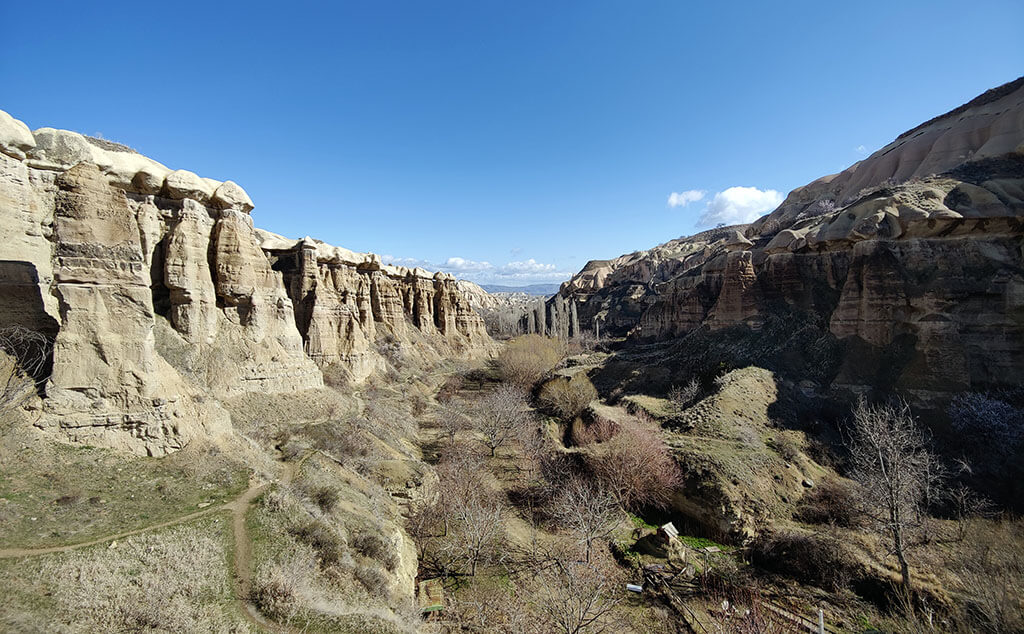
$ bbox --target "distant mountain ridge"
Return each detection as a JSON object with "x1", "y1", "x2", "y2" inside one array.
[{"x1": 480, "y1": 283, "x2": 560, "y2": 296}]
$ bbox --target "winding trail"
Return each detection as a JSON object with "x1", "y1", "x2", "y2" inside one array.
[{"x1": 0, "y1": 451, "x2": 316, "y2": 633}]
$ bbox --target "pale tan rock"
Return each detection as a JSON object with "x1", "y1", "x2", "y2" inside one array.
[
  {"x1": 163, "y1": 169, "x2": 212, "y2": 202},
  {"x1": 0, "y1": 109, "x2": 35, "y2": 160},
  {"x1": 211, "y1": 180, "x2": 254, "y2": 212}
]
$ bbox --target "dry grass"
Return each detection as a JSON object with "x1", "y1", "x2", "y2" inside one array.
[{"x1": 0, "y1": 517, "x2": 247, "y2": 633}]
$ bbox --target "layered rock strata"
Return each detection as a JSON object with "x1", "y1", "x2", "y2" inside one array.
[
  {"x1": 553, "y1": 78, "x2": 1024, "y2": 399},
  {"x1": 0, "y1": 115, "x2": 488, "y2": 454}
]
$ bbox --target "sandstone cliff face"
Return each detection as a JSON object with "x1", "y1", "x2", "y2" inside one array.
[
  {"x1": 0, "y1": 115, "x2": 488, "y2": 454},
  {"x1": 555, "y1": 78, "x2": 1024, "y2": 400}
]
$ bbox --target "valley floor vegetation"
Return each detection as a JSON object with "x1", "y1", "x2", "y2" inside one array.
[{"x1": 0, "y1": 327, "x2": 1022, "y2": 633}]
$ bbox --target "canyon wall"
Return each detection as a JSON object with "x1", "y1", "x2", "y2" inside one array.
[
  {"x1": 0, "y1": 114, "x2": 488, "y2": 455},
  {"x1": 553, "y1": 78, "x2": 1024, "y2": 400}
]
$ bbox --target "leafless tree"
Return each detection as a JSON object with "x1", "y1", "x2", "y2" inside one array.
[
  {"x1": 551, "y1": 478, "x2": 621, "y2": 563},
  {"x1": 846, "y1": 399, "x2": 943, "y2": 593},
  {"x1": 415, "y1": 449, "x2": 505, "y2": 577},
  {"x1": 436, "y1": 399, "x2": 471, "y2": 446},
  {"x1": 475, "y1": 385, "x2": 532, "y2": 457},
  {"x1": 590, "y1": 420, "x2": 681, "y2": 511},
  {"x1": 947, "y1": 484, "x2": 992, "y2": 542},
  {"x1": 529, "y1": 554, "x2": 624, "y2": 634}
]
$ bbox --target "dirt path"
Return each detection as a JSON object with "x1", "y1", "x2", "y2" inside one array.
[
  {"x1": 0, "y1": 452, "x2": 315, "y2": 633},
  {"x1": 232, "y1": 452, "x2": 313, "y2": 633}
]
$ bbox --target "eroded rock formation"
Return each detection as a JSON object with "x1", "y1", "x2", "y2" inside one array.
[
  {"x1": 555, "y1": 78, "x2": 1024, "y2": 401},
  {"x1": 0, "y1": 115, "x2": 488, "y2": 454}
]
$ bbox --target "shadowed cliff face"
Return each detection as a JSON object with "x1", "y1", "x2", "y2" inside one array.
[
  {"x1": 0, "y1": 119, "x2": 490, "y2": 455},
  {"x1": 553, "y1": 78, "x2": 1024, "y2": 401}
]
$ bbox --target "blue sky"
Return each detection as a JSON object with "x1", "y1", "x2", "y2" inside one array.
[{"x1": 2, "y1": 1, "x2": 1021, "y2": 286}]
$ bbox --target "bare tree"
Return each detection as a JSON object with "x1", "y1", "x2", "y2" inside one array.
[
  {"x1": 436, "y1": 399, "x2": 471, "y2": 446},
  {"x1": 590, "y1": 420, "x2": 681, "y2": 511},
  {"x1": 847, "y1": 399, "x2": 942, "y2": 593},
  {"x1": 475, "y1": 385, "x2": 532, "y2": 457},
  {"x1": 947, "y1": 484, "x2": 991, "y2": 542},
  {"x1": 529, "y1": 555, "x2": 623, "y2": 634},
  {"x1": 552, "y1": 478, "x2": 621, "y2": 563},
  {"x1": 415, "y1": 449, "x2": 505, "y2": 577}
]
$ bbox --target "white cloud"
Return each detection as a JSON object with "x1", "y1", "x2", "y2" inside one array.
[
  {"x1": 382, "y1": 255, "x2": 570, "y2": 284},
  {"x1": 442, "y1": 257, "x2": 492, "y2": 273},
  {"x1": 667, "y1": 189, "x2": 705, "y2": 208},
  {"x1": 697, "y1": 186, "x2": 783, "y2": 227},
  {"x1": 854, "y1": 144, "x2": 868, "y2": 155}
]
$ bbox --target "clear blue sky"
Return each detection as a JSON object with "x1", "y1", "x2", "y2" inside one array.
[{"x1": 2, "y1": 1, "x2": 1021, "y2": 285}]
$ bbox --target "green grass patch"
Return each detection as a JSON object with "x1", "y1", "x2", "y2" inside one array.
[{"x1": 0, "y1": 438, "x2": 248, "y2": 549}]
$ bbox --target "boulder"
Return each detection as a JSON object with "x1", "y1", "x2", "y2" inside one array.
[
  {"x1": 163, "y1": 169, "x2": 212, "y2": 202},
  {"x1": 211, "y1": 180, "x2": 254, "y2": 212},
  {"x1": 0, "y1": 110, "x2": 35, "y2": 160}
]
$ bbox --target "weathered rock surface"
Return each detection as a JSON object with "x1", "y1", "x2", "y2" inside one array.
[
  {"x1": 0, "y1": 111, "x2": 490, "y2": 454},
  {"x1": 555, "y1": 78, "x2": 1024, "y2": 401}
]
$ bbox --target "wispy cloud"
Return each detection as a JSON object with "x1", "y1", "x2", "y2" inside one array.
[
  {"x1": 667, "y1": 189, "x2": 705, "y2": 208},
  {"x1": 695, "y1": 186, "x2": 783, "y2": 227},
  {"x1": 854, "y1": 144, "x2": 868, "y2": 155}
]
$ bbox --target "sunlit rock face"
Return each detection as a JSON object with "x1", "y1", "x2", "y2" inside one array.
[
  {"x1": 555, "y1": 78, "x2": 1024, "y2": 400},
  {"x1": 0, "y1": 113, "x2": 490, "y2": 454}
]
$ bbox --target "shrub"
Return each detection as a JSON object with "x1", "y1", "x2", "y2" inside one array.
[
  {"x1": 352, "y1": 530, "x2": 398, "y2": 572},
  {"x1": 668, "y1": 378, "x2": 701, "y2": 411},
  {"x1": 538, "y1": 373, "x2": 598, "y2": 421},
  {"x1": 289, "y1": 518, "x2": 346, "y2": 568},
  {"x1": 575, "y1": 415, "x2": 619, "y2": 445},
  {"x1": 590, "y1": 420, "x2": 681, "y2": 511},
  {"x1": 309, "y1": 485, "x2": 340, "y2": 513},
  {"x1": 354, "y1": 564, "x2": 391, "y2": 597},
  {"x1": 496, "y1": 335, "x2": 564, "y2": 387},
  {"x1": 750, "y1": 530, "x2": 856, "y2": 591},
  {"x1": 794, "y1": 478, "x2": 863, "y2": 528},
  {"x1": 948, "y1": 392, "x2": 1023, "y2": 452}
]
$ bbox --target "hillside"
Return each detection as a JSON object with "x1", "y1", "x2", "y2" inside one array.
[{"x1": 546, "y1": 77, "x2": 1024, "y2": 403}]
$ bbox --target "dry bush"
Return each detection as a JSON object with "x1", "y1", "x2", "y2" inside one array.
[
  {"x1": 538, "y1": 373, "x2": 598, "y2": 421},
  {"x1": 474, "y1": 384, "x2": 532, "y2": 457},
  {"x1": 496, "y1": 334, "x2": 564, "y2": 387},
  {"x1": 300, "y1": 422, "x2": 376, "y2": 466},
  {"x1": 590, "y1": 421, "x2": 681, "y2": 511},
  {"x1": 575, "y1": 415, "x2": 620, "y2": 445},
  {"x1": 749, "y1": 529, "x2": 856, "y2": 591},
  {"x1": 38, "y1": 521, "x2": 244, "y2": 633},
  {"x1": 667, "y1": 378, "x2": 701, "y2": 411},
  {"x1": 950, "y1": 520, "x2": 1024, "y2": 633},
  {"x1": 794, "y1": 478, "x2": 864, "y2": 528},
  {"x1": 354, "y1": 564, "x2": 391, "y2": 597},
  {"x1": 351, "y1": 530, "x2": 398, "y2": 572},
  {"x1": 437, "y1": 374, "x2": 465, "y2": 402},
  {"x1": 288, "y1": 516, "x2": 347, "y2": 569}
]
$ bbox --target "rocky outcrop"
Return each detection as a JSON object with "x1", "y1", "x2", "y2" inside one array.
[
  {"x1": 262, "y1": 235, "x2": 489, "y2": 382},
  {"x1": 556, "y1": 78, "x2": 1024, "y2": 401},
  {"x1": 0, "y1": 114, "x2": 489, "y2": 454}
]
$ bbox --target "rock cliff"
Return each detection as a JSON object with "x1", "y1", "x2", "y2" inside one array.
[
  {"x1": 555, "y1": 77, "x2": 1024, "y2": 401},
  {"x1": 0, "y1": 115, "x2": 488, "y2": 455}
]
